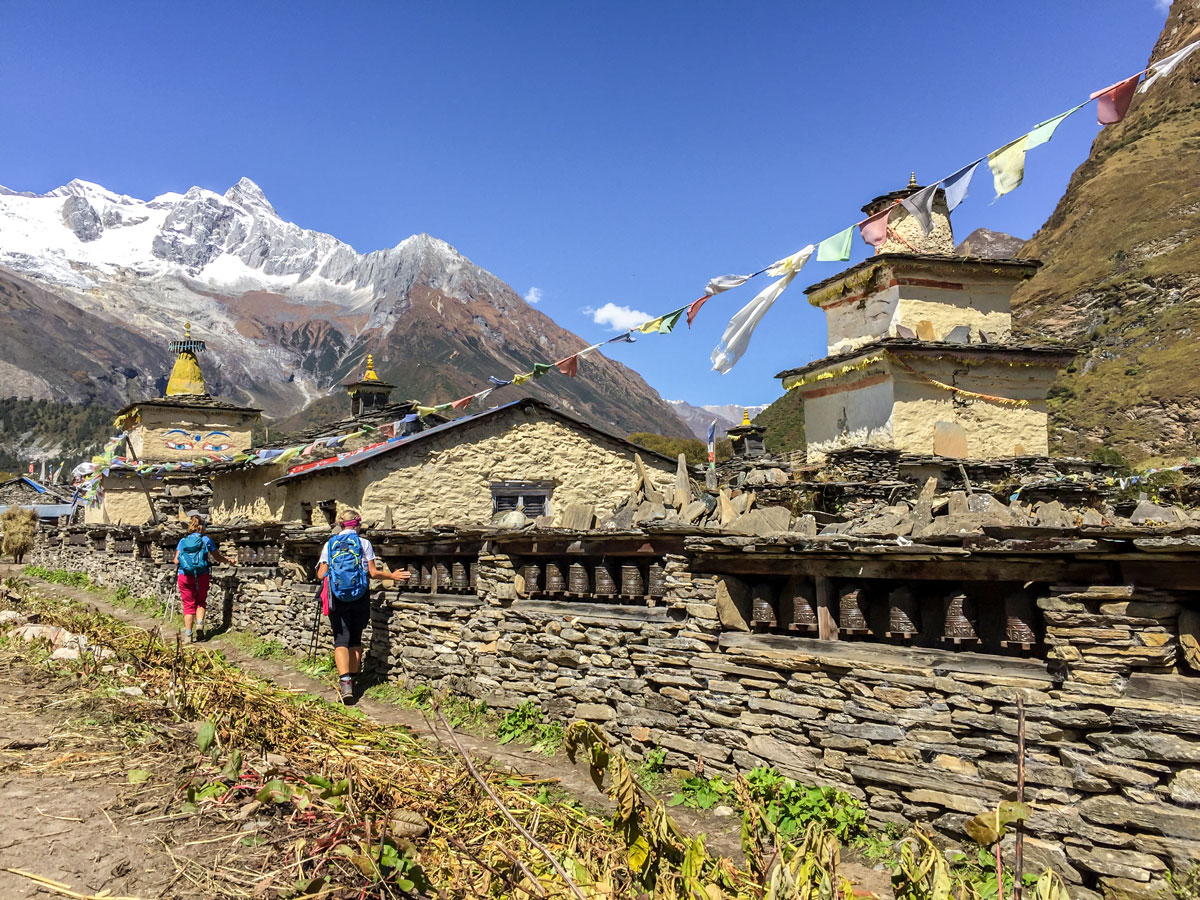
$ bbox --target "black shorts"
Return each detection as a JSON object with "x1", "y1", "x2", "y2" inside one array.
[{"x1": 329, "y1": 598, "x2": 370, "y2": 648}]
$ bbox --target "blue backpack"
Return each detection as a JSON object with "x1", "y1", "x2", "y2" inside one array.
[
  {"x1": 178, "y1": 533, "x2": 208, "y2": 575},
  {"x1": 326, "y1": 533, "x2": 369, "y2": 603}
]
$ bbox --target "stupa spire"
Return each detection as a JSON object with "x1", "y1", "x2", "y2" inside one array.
[{"x1": 165, "y1": 321, "x2": 207, "y2": 397}]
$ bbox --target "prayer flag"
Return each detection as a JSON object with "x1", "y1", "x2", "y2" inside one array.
[
  {"x1": 704, "y1": 274, "x2": 751, "y2": 295},
  {"x1": 655, "y1": 308, "x2": 685, "y2": 334},
  {"x1": 512, "y1": 372, "x2": 533, "y2": 386},
  {"x1": 607, "y1": 332, "x2": 636, "y2": 344},
  {"x1": 859, "y1": 207, "x2": 892, "y2": 250},
  {"x1": 401, "y1": 413, "x2": 419, "y2": 423},
  {"x1": 434, "y1": 402, "x2": 453, "y2": 411},
  {"x1": 451, "y1": 394, "x2": 474, "y2": 410},
  {"x1": 686, "y1": 295, "x2": 710, "y2": 328},
  {"x1": 988, "y1": 136, "x2": 1028, "y2": 199},
  {"x1": 531, "y1": 362, "x2": 552, "y2": 379},
  {"x1": 488, "y1": 376, "x2": 512, "y2": 387},
  {"x1": 1025, "y1": 102, "x2": 1087, "y2": 150},
  {"x1": 942, "y1": 158, "x2": 984, "y2": 212},
  {"x1": 767, "y1": 247, "x2": 814, "y2": 277},
  {"x1": 417, "y1": 406, "x2": 437, "y2": 416},
  {"x1": 577, "y1": 342, "x2": 603, "y2": 359},
  {"x1": 1139, "y1": 38, "x2": 1200, "y2": 93},
  {"x1": 816, "y1": 226, "x2": 854, "y2": 263},
  {"x1": 706, "y1": 419, "x2": 717, "y2": 468},
  {"x1": 900, "y1": 182, "x2": 939, "y2": 235},
  {"x1": 556, "y1": 354, "x2": 579, "y2": 377},
  {"x1": 474, "y1": 388, "x2": 493, "y2": 403},
  {"x1": 711, "y1": 267, "x2": 805, "y2": 374},
  {"x1": 1090, "y1": 74, "x2": 1140, "y2": 124}
]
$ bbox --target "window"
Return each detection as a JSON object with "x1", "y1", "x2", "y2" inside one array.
[{"x1": 490, "y1": 481, "x2": 554, "y2": 518}]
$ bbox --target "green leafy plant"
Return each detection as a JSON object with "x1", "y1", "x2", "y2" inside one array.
[
  {"x1": 1169, "y1": 864, "x2": 1200, "y2": 900},
  {"x1": 744, "y1": 766, "x2": 867, "y2": 842},
  {"x1": 496, "y1": 699, "x2": 545, "y2": 745},
  {"x1": 669, "y1": 774, "x2": 734, "y2": 810},
  {"x1": 635, "y1": 747, "x2": 669, "y2": 794}
]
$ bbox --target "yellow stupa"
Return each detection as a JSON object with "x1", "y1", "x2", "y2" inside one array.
[{"x1": 165, "y1": 322, "x2": 207, "y2": 397}]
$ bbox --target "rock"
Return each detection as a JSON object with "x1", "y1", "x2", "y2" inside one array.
[
  {"x1": 118, "y1": 686, "x2": 145, "y2": 698},
  {"x1": 558, "y1": 502, "x2": 596, "y2": 531},
  {"x1": 791, "y1": 514, "x2": 817, "y2": 537},
  {"x1": 1180, "y1": 608, "x2": 1200, "y2": 673},
  {"x1": 948, "y1": 491, "x2": 970, "y2": 515},
  {"x1": 1066, "y1": 846, "x2": 1166, "y2": 882},
  {"x1": 1097, "y1": 877, "x2": 1174, "y2": 900},
  {"x1": 1088, "y1": 731, "x2": 1200, "y2": 763},
  {"x1": 715, "y1": 576, "x2": 752, "y2": 632},
  {"x1": 633, "y1": 454, "x2": 663, "y2": 504},
  {"x1": 967, "y1": 493, "x2": 1017, "y2": 523},
  {"x1": 491, "y1": 510, "x2": 529, "y2": 530},
  {"x1": 718, "y1": 490, "x2": 738, "y2": 526},
  {"x1": 765, "y1": 467, "x2": 789, "y2": 485},
  {"x1": 50, "y1": 647, "x2": 81, "y2": 661},
  {"x1": 681, "y1": 500, "x2": 708, "y2": 524},
  {"x1": 1129, "y1": 500, "x2": 1185, "y2": 525},
  {"x1": 634, "y1": 500, "x2": 667, "y2": 525},
  {"x1": 574, "y1": 703, "x2": 616, "y2": 722},
  {"x1": 12, "y1": 624, "x2": 70, "y2": 647},
  {"x1": 705, "y1": 468, "x2": 718, "y2": 491},
  {"x1": 745, "y1": 734, "x2": 820, "y2": 777},
  {"x1": 727, "y1": 506, "x2": 792, "y2": 536},
  {"x1": 1078, "y1": 794, "x2": 1200, "y2": 839},
  {"x1": 1168, "y1": 768, "x2": 1200, "y2": 807},
  {"x1": 1035, "y1": 500, "x2": 1076, "y2": 528},
  {"x1": 673, "y1": 454, "x2": 691, "y2": 509},
  {"x1": 712, "y1": 804, "x2": 736, "y2": 818},
  {"x1": 731, "y1": 492, "x2": 754, "y2": 515},
  {"x1": 0, "y1": 610, "x2": 27, "y2": 626},
  {"x1": 850, "y1": 510, "x2": 913, "y2": 537}
]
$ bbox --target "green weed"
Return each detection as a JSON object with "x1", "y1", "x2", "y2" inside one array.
[
  {"x1": 669, "y1": 774, "x2": 734, "y2": 811},
  {"x1": 634, "y1": 746, "x2": 669, "y2": 794},
  {"x1": 744, "y1": 765, "x2": 867, "y2": 842}
]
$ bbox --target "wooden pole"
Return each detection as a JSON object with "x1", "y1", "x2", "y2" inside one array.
[
  {"x1": 816, "y1": 576, "x2": 838, "y2": 640},
  {"x1": 1014, "y1": 693, "x2": 1026, "y2": 900}
]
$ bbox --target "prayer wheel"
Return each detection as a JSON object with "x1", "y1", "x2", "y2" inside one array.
[
  {"x1": 620, "y1": 564, "x2": 644, "y2": 597},
  {"x1": 887, "y1": 586, "x2": 921, "y2": 636},
  {"x1": 593, "y1": 561, "x2": 617, "y2": 596},
  {"x1": 1004, "y1": 592, "x2": 1037, "y2": 645},
  {"x1": 943, "y1": 592, "x2": 979, "y2": 641},
  {"x1": 568, "y1": 562, "x2": 590, "y2": 594},
  {"x1": 751, "y1": 583, "x2": 777, "y2": 630},
  {"x1": 451, "y1": 561, "x2": 469, "y2": 592},
  {"x1": 434, "y1": 561, "x2": 451, "y2": 590},
  {"x1": 544, "y1": 561, "x2": 566, "y2": 593},
  {"x1": 406, "y1": 563, "x2": 420, "y2": 586},
  {"x1": 419, "y1": 563, "x2": 433, "y2": 590},
  {"x1": 522, "y1": 563, "x2": 542, "y2": 594},
  {"x1": 647, "y1": 562, "x2": 666, "y2": 599},
  {"x1": 838, "y1": 584, "x2": 870, "y2": 633},
  {"x1": 468, "y1": 562, "x2": 478, "y2": 591},
  {"x1": 788, "y1": 579, "x2": 818, "y2": 632}
]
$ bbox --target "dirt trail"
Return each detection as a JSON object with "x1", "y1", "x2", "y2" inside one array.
[{"x1": 1, "y1": 565, "x2": 894, "y2": 898}]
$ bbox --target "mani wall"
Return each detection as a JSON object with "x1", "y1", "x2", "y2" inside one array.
[{"x1": 30, "y1": 524, "x2": 1200, "y2": 900}]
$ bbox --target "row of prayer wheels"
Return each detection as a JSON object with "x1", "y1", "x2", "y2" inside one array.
[
  {"x1": 749, "y1": 580, "x2": 1040, "y2": 649},
  {"x1": 235, "y1": 544, "x2": 281, "y2": 566},
  {"x1": 388, "y1": 559, "x2": 477, "y2": 593},
  {"x1": 521, "y1": 559, "x2": 667, "y2": 601}
]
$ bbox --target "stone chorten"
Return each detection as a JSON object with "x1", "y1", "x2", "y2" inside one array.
[
  {"x1": 345, "y1": 354, "x2": 395, "y2": 418},
  {"x1": 726, "y1": 409, "x2": 767, "y2": 459},
  {"x1": 775, "y1": 176, "x2": 1074, "y2": 463}
]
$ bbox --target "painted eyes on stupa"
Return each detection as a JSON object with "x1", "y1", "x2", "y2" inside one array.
[{"x1": 163, "y1": 430, "x2": 232, "y2": 452}]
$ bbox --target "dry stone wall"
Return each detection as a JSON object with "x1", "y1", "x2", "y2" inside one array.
[{"x1": 28, "y1": 526, "x2": 1200, "y2": 899}]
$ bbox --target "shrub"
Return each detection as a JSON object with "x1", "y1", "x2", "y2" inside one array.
[{"x1": 1, "y1": 507, "x2": 38, "y2": 563}]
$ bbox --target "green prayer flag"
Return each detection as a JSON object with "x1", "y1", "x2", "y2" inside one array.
[
  {"x1": 531, "y1": 362, "x2": 553, "y2": 378},
  {"x1": 433, "y1": 402, "x2": 453, "y2": 411},
  {"x1": 816, "y1": 225, "x2": 854, "y2": 262},
  {"x1": 1025, "y1": 102, "x2": 1087, "y2": 150},
  {"x1": 656, "y1": 308, "x2": 685, "y2": 334}
]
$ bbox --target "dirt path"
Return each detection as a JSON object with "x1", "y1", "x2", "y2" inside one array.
[{"x1": 2, "y1": 565, "x2": 894, "y2": 898}]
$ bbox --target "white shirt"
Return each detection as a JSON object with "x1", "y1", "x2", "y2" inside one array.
[{"x1": 318, "y1": 528, "x2": 376, "y2": 566}]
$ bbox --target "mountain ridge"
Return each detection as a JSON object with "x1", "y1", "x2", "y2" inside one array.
[{"x1": 0, "y1": 177, "x2": 691, "y2": 438}]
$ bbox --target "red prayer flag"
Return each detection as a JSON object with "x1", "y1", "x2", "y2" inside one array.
[
  {"x1": 686, "y1": 294, "x2": 711, "y2": 328},
  {"x1": 451, "y1": 394, "x2": 474, "y2": 410},
  {"x1": 555, "y1": 355, "x2": 579, "y2": 377},
  {"x1": 1090, "y1": 74, "x2": 1140, "y2": 125},
  {"x1": 859, "y1": 206, "x2": 892, "y2": 249}
]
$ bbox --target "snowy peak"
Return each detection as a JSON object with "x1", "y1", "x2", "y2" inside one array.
[{"x1": 224, "y1": 177, "x2": 277, "y2": 217}]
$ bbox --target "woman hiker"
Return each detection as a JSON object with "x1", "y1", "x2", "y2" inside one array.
[
  {"x1": 316, "y1": 510, "x2": 409, "y2": 703},
  {"x1": 174, "y1": 515, "x2": 233, "y2": 642}
]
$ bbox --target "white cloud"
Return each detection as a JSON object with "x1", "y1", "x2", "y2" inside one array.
[
  {"x1": 585, "y1": 301, "x2": 651, "y2": 332},
  {"x1": 1154, "y1": 0, "x2": 1170, "y2": 12},
  {"x1": 524, "y1": 286, "x2": 542, "y2": 305}
]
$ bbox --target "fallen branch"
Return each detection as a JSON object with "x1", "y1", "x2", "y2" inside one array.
[{"x1": 3, "y1": 867, "x2": 147, "y2": 900}]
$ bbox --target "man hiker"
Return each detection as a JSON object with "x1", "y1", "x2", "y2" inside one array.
[
  {"x1": 315, "y1": 510, "x2": 409, "y2": 703},
  {"x1": 174, "y1": 515, "x2": 233, "y2": 642}
]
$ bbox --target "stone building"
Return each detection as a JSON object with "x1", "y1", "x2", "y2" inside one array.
[
  {"x1": 210, "y1": 397, "x2": 680, "y2": 529},
  {"x1": 0, "y1": 476, "x2": 76, "y2": 522},
  {"x1": 777, "y1": 177, "x2": 1074, "y2": 462},
  {"x1": 85, "y1": 325, "x2": 260, "y2": 526}
]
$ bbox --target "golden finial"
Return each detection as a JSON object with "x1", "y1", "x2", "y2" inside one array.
[
  {"x1": 908, "y1": 172, "x2": 917, "y2": 188},
  {"x1": 362, "y1": 354, "x2": 379, "y2": 382},
  {"x1": 741, "y1": 408, "x2": 751, "y2": 426},
  {"x1": 184, "y1": 321, "x2": 192, "y2": 339}
]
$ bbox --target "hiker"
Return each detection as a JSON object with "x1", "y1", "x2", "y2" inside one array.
[
  {"x1": 315, "y1": 510, "x2": 409, "y2": 703},
  {"x1": 174, "y1": 515, "x2": 231, "y2": 643}
]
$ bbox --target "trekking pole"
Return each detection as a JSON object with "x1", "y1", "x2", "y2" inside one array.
[{"x1": 307, "y1": 580, "x2": 323, "y2": 662}]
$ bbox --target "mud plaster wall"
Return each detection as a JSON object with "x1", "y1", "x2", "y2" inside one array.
[
  {"x1": 824, "y1": 280, "x2": 1014, "y2": 355},
  {"x1": 213, "y1": 412, "x2": 678, "y2": 529},
  {"x1": 891, "y1": 359, "x2": 1055, "y2": 458},
  {"x1": 84, "y1": 478, "x2": 153, "y2": 526},
  {"x1": 877, "y1": 193, "x2": 954, "y2": 255},
  {"x1": 128, "y1": 407, "x2": 256, "y2": 465},
  {"x1": 803, "y1": 375, "x2": 895, "y2": 462},
  {"x1": 31, "y1": 532, "x2": 1200, "y2": 898}
]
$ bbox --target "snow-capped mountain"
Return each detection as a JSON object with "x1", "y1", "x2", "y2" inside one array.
[
  {"x1": 0, "y1": 177, "x2": 690, "y2": 436},
  {"x1": 665, "y1": 400, "x2": 769, "y2": 440}
]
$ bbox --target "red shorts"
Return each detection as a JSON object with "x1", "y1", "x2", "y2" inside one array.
[{"x1": 178, "y1": 572, "x2": 211, "y2": 616}]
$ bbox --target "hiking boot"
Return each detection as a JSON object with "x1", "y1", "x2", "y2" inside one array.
[
  {"x1": 183, "y1": 629, "x2": 193, "y2": 643},
  {"x1": 338, "y1": 677, "x2": 355, "y2": 704},
  {"x1": 194, "y1": 626, "x2": 204, "y2": 642}
]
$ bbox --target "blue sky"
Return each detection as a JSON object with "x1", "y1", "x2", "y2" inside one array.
[{"x1": 0, "y1": 1, "x2": 1171, "y2": 408}]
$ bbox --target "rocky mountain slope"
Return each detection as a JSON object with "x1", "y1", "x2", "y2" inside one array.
[
  {"x1": 1011, "y1": 2, "x2": 1200, "y2": 461},
  {"x1": 954, "y1": 228, "x2": 1025, "y2": 259},
  {"x1": 665, "y1": 401, "x2": 768, "y2": 440},
  {"x1": 0, "y1": 178, "x2": 690, "y2": 437}
]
